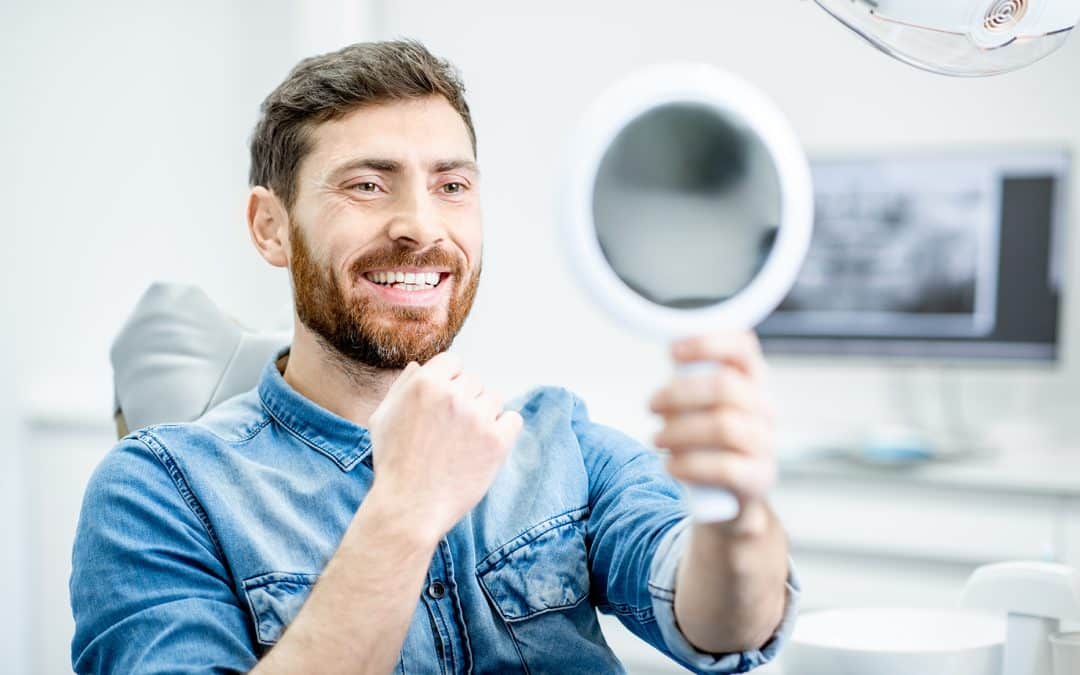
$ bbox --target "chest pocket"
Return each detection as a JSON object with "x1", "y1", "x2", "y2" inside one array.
[
  {"x1": 476, "y1": 507, "x2": 620, "y2": 673},
  {"x1": 242, "y1": 571, "x2": 416, "y2": 675},
  {"x1": 477, "y1": 508, "x2": 591, "y2": 620},
  {"x1": 242, "y1": 572, "x2": 319, "y2": 646}
]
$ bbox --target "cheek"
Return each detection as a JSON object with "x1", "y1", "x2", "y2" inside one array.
[
  {"x1": 315, "y1": 193, "x2": 367, "y2": 233},
  {"x1": 451, "y1": 207, "x2": 483, "y2": 264}
]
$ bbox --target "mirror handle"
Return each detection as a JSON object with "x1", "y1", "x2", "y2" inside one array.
[{"x1": 673, "y1": 361, "x2": 742, "y2": 522}]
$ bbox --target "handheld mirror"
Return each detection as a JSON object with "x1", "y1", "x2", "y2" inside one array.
[{"x1": 562, "y1": 64, "x2": 814, "y2": 522}]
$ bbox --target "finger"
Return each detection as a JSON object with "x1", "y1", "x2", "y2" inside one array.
[
  {"x1": 666, "y1": 451, "x2": 776, "y2": 498},
  {"x1": 389, "y1": 361, "x2": 422, "y2": 390},
  {"x1": 452, "y1": 372, "x2": 485, "y2": 400},
  {"x1": 475, "y1": 389, "x2": 505, "y2": 420},
  {"x1": 653, "y1": 409, "x2": 771, "y2": 457},
  {"x1": 649, "y1": 367, "x2": 763, "y2": 416},
  {"x1": 493, "y1": 409, "x2": 524, "y2": 447},
  {"x1": 672, "y1": 331, "x2": 765, "y2": 379},
  {"x1": 420, "y1": 351, "x2": 465, "y2": 382}
]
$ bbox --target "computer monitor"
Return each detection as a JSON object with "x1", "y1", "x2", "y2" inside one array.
[{"x1": 759, "y1": 148, "x2": 1070, "y2": 362}]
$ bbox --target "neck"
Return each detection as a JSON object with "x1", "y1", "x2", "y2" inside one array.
[{"x1": 282, "y1": 318, "x2": 400, "y2": 428}]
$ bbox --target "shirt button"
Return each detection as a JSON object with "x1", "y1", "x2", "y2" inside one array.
[{"x1": 427, "y1": 581, "x2": 446, "y2": 600}]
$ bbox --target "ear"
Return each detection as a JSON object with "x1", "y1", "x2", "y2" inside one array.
[{"x1": 247, "y1": 186, "x2": 290, "y2": 268}]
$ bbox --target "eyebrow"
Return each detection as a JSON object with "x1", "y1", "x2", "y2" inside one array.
[
  {"x1": 432, "y1": 158, "x2": 479, "y2": 174},
  {"x1": 329, "y1": 157, "x2": 479, "y2": 181}
]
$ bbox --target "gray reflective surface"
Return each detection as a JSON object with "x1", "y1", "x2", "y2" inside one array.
[{"x1": 592, "y1": 103, "x2": 781, "y2": 309}]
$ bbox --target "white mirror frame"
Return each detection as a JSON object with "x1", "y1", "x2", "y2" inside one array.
[{"x1": 562, "y1": 63, "x2": 815, "y2": 340}]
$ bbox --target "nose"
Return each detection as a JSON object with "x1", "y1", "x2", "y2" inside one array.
[{"x1": 386, "y1": 183, "x2": 446, "y2": 250}]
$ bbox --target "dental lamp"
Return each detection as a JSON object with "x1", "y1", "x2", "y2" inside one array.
[{"x1": 814, "y1": 0, "x2": 1080, "y2": 76}]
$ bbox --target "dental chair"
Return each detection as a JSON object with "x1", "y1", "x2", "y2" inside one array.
[{"x1": 111, "y1": 283, "x2": 289, "y2": 438}]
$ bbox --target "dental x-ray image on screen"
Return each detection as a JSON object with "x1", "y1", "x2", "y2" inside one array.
[
  {"x1": 759, "y1": 149, "x2": 1069, "y2": 361},
  {"x1": 770, "y1": 158, "x2": 1001, "y2": 337}
]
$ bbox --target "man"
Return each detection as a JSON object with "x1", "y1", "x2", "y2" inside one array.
[{"x1": 71, "y1": 40, "x2": 798, "y2": 674}]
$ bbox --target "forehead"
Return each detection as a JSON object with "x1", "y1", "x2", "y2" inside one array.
[{"x1": 303, "y1": 95, "x2": 474, "y2": 175}]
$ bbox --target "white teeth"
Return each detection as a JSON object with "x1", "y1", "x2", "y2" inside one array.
[{"x1": 365, "y1": 270, "x2": 444, "y2": 290}]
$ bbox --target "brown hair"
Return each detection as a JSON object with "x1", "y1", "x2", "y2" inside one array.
[{"x1": 249, "y1": 39, "x2": 476, "y2": 210}]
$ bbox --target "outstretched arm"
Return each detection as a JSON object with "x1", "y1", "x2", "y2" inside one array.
[{"x1": 651, "y1": 331, "x2": 791, "y2": 654}]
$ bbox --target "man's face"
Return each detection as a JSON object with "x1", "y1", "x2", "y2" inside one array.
[{"x1": 286, "y1": 95, "x2": 482, "y2": 369}]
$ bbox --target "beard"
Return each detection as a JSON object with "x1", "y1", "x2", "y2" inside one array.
[{"x1": 289, "y1": 221, "x2": 481, "y2": 370}]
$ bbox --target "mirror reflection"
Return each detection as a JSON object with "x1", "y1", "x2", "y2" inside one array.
[{"x1": 591, "y1": 103, "x2": 782, "y2": 309}]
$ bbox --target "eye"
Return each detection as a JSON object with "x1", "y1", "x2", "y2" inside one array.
[
  {"x1": 441, "y1": 182, "x2": 466, "y2": 195},
  {"x1": 351, "y1": 181, "x2": 381, "y2": 194}
]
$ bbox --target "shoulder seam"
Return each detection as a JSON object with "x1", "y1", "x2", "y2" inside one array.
[
  {"x1": 149, "y1": 406, "x2": 273, "y2": 447},
  {"x1": 134, "y1": 430, "x2": 227, "y2": 559}
]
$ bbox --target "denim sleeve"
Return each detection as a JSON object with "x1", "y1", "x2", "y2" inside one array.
[
  {"x1": 70, "y1": 436, "x2": 258, "y2": 674},
  {"x1": 649, "y1": 520, "x2": 802, "y2": 673},
  {"x1": 571, "y1": 393, "x2": 797, "y2": 674}
]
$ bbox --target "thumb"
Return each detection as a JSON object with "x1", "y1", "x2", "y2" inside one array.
[{"x1": 494, "y1": 409, "x2": 524, "y2": 449}]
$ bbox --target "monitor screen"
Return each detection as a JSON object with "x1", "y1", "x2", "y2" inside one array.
[{"x1": 759, "y1": 149, "x2": 1069, "y2": 361}]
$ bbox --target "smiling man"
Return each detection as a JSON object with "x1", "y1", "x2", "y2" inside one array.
[{"x1": 70, "y1": 40, "x2": 798, "y2": 674}]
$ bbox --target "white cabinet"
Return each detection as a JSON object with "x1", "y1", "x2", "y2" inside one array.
[{"x1": 773, "y1": 454, "x2": 1080, "y2": 613}]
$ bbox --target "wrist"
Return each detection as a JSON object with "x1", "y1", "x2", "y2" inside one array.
[
  {"x1": 697, "y1": 498, "x2": 773, "y2": 544},
  {"x1": 353, "y1": 484, "x2": 444, "y2": 553}
]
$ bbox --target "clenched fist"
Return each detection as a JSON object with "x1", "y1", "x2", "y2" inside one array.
[{"x1": 367, "y1": 352, "x2": 523, "y2": 544}]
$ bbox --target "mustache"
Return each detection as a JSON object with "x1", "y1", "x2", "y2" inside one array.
[{"x1": 349, "y1": 245, "x2": 464, "y2": 277}]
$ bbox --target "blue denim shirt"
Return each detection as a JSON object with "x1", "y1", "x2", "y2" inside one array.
[{"x1": 71, "y1": 351, "x2": 799, "y2": 674}]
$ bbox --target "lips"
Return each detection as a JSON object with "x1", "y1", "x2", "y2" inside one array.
[
  {"x1": 358, "y1": 268, "x2": 454, "y2": 308},
  {"x1": 363, "y1": 268, "x2": 449, "y2": 289}
]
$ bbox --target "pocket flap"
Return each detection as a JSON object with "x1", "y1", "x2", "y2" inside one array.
[
  {"x1": 477, "y1": 515, "x2": 590, "y2": 622},
  {"x1": 242, "y1": 572, "x2": 319, "y2": 645}
]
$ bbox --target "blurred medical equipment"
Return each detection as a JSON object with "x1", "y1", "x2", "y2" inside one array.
[
  {"x1": 760, "y1": 149, "x2": 1069, "y2": 363},
  {"x1": 561, "y1": 64, "x2": 814, "y2": 522},
  {"x1": 760, "y1": 148, "x2": 1070, "y2": 463},
  {"x1": 780, "y1": 561, "x2": 1080, "y2": 675},
  {"x1": 814, "y1": 0, "x2": 1080, "y2": 76}
]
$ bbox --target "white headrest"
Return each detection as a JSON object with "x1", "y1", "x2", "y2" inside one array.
[{"x1": 111, "y1": 283, "x2": 289, "y2": 432}]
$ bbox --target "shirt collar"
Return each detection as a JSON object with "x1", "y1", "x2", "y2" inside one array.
[{"x1": 257, "y1": 348, "x2": 372, "y2": 472}]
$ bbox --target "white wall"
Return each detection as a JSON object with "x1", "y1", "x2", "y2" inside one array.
[
  {"x1": 1, "y1": 1, "x2": 30, "y2": 661},
  {"x1": 3, "y1": 1, "x2": 32, "y2": 671}
]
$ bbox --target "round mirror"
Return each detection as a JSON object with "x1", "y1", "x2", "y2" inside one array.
[
  {"x1": 563, "y1": 63, "x2": 814, "y2": 341},
  {"x1": 562, "y1": 64, "x2": 814, "y2": 521},
  {"x1": 592, "y1": 102, "x2": 781, "y2": 310}
]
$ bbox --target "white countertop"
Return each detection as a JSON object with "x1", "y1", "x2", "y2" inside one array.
[{"x1": 778, "y1": 446, "x2": 1080, "y2": 497}]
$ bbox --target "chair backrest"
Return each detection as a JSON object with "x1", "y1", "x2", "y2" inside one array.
[{"x1": 111, "y1": 283, "x2": 289, "y2": 438}]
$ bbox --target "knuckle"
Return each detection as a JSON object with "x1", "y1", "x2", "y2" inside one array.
[
  {"x1": 713, "y1": 410, "x2": 738, "y2": 442},
  {"x1": 449, "y1": 390, "x2": 471, "y2": 414},
  {"x1": 649, "y1": 389, "x2": 666, "y2": 411},
  {"x1": 711, "y1": 372, "x2": 728, "y2": 403},
  {"x1": 481, "y1": 388, "x2": 501, "y2": 410},
  {"x1": 412, "y1": 370, "x2": 436, "y2": 393},
  {"x1": 467, "y1": 399, "x2": 488, "y2": 422}
]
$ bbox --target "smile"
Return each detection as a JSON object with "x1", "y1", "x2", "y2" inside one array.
[
  {"x1": 363, "y1": 268, "x2": 447, "y2": 291},
  {"x1": 359, "y1": 267, "x2": 453, "y2": 307}
]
